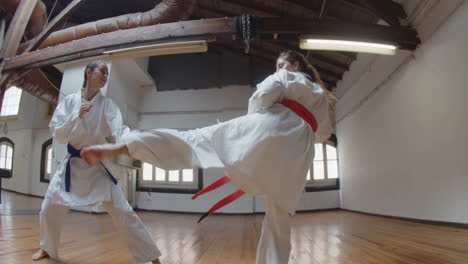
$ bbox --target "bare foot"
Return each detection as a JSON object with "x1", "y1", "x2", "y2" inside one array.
[{"x1": 32, "y1": 249, "x2": 49, "y2": 261}]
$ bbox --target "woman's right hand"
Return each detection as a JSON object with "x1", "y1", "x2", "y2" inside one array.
[{"x1": 79, "y1": 101, "x2": 93, "y2": 118}]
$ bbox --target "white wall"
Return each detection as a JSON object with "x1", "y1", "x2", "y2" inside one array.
[
  {"x1": 0, "y1": 91, "x2": 52, "y2": 196},
  {"x1": 336, "y1": 1, "x2": 468, "y2": 223}
]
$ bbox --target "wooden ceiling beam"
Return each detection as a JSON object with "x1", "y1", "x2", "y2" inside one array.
[
  {"x1": 235, "y1": 0, "x2": 318, "y2": 19},
  {"x1": 343, "y1": 0, "x2": 407, "y2": 26},
  {"x1": 3, "y1": 17, "x2": 420, "y2": 72},
  {"x1": 339, "y1": 0, "x2": 377, "y2": 19},
  {"x1": 193, "y1": 6, "x2": 226, "y2": 19},
  {"x1": 0, "y1": 0, "x2": 38, "y2": 58},
  {"x1": 4, "y1": 18, "x2": 237, "y2": 71},
  {"x1": 363, "y1": 0, "x2": 407, "y2": 25},
  {"x1": 211, "y1": 43, "x2": 273, "y2": 68},
  {"x1": 226, "y1": 0, "x2": 287, "y2": 17},
  {"x1": 270, "y1": 0, "x2": 373, "y2": 23},
  {"x1": 198, "y1": 0, "x2": 277, "y2": 17},
  {"x1": 23, "y1": 0, "x2": 87, "y2": 53}
]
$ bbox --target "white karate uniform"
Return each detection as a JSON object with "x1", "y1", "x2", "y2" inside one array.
[
  {"x1": 40, "y1": 90, "x2": 161, "y2": 262},
  {"x1": 122, "y1": 69, "x2": 332, "y2": 263}
]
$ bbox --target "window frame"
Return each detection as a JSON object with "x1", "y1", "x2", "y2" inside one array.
[
  {"x1": 306, "y1": 140, "x2": 340, "y2": 192},
  {"x1": 0, "y1": 137, "x2": 14, "y2": 178},
  {"x1": 40, "y1": 138, "x2": 53, "y2": 183},
  {"x1": 136, "y1": 164, "x2": 204, "y2": 194}
]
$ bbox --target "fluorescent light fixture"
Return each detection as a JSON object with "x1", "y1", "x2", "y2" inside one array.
[
  {"x1": 300, "y1": 39, "x2": 397, "y2": 55},
  {"x1": 103, "y1": 40, "x2": 208, "y2": 60}
]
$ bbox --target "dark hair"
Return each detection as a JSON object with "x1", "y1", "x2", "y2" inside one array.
[
  {"x1": 82, "y1": 61, "x2": 106, "y2": 87},
  {"x1": 278, "y1": 50, "x2": 336, "y2": 107}
]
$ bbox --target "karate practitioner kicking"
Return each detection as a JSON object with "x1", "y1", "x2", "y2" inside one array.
[
  {"x1": 81, "y1": 51, "x2": 333, "y2": 264},
  {"x1": 32, "y1": 61, "x2": 161, "y2": 264}
]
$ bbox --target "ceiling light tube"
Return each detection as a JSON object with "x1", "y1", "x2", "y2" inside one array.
[{"x1": 300, "y1": 39, "x2": 397, "y2": 55}]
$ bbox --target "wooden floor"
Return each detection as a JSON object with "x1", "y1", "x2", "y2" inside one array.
[{"x1": 1, "y1": 191, "x2": 468, "y2": 264}]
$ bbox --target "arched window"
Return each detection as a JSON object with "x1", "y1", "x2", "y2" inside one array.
[
  {"x1": 40, "y1": 139, "x2": 53, "y2": 183},
  {"x1": 306, "y1": 142, "x2": 339, "y2": 191},
  {"x1": 0, "y1": 137, "x2": 14, "y2": 178},
  {"x1": 0, "y1": 86, "x2": 23, "y2": 117}
]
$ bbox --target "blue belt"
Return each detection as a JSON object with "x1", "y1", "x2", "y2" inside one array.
[{"x1": 65, "y1": 143, "x2": 118, "y2": 192}]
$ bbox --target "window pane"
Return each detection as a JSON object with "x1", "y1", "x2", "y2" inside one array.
[
  {"x1": 168, "y1": 170, "x2": 179, "y2": 182},
  {"x1": 6, "y1": 146, "x2": 12, "y2": 159},
  {"x1": 142, "y1": 163, "x2": 153, "y2": 181},
  {"x1": 313, "y1": 161, "x2": 325, "y2": 180},
  {"x1": 0, "y1": 157, "x2": 5, "y2": 169},
  {"x1": 1, "y1": 145, "x2": 6, "y2": 157},
  {"x1": 47, "y1": 148, "x2": 53, "y2": 160},
  {"x1": 4, "y1": 106, "x2": 11, "y2": 115},
  {"x1": 327, "y1": 160, "x2": 338, "y2": 179},
  {"x1": 314, "y1": 144, "x2": 323, "y2": 160},
  {"x1": 155, "y1": 167, "x2": 166, "y2": 181},
  {"x1": 6, "y1": 157, "x2": 12, "y2": 170},
  {"x1": 46, "y1": 147, "x2": 53, "y2": 176},
  {"x1": 7, "y1": 106, "x2": 15, "y2": 116},
  {"x1": 326, "y1": 145, "x2": 337, "y2": 159},
  {"x1": 1, "y1": 86, "x2": 22, "y2": 116},
  {"x1": 182, "y1": 169, "x2": 193, "y2": 182},
  {"x1": 46, "y1": 159, "x2": 52, "y2": 175},
  {"x1": 306, "y1": 169, "x2": 311, "y2": 181}
]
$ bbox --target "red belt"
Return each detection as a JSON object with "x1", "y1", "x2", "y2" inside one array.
[{"x1": 192, "y1": 99, "x2": 317, "y2": 223}]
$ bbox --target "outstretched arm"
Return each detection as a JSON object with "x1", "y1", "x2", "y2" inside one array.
[{"x1": 81, "y1": 143, "x2": 129, "y2": 165}]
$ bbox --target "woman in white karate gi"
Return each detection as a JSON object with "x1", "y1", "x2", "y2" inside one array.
[
  {"x1": 81, "y1": 51, "x2": 333, "y2": 264},
  {"x1": 32, "y1": 61, "x2": 162, "y2": 264}
]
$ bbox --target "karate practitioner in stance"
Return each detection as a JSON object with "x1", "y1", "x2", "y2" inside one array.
[
  {"x1": 81, "y1": 51, "x2": 333, "y2": 264},
  {"x1": 32, "y1": 61, "x2": 161, "y2": 264}
]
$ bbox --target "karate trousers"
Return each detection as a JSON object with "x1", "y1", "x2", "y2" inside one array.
[
  {"x1": 256, "y1": 199, "x2": 292, "y2": 264},
  {"x1": 38, "y1": 189, "x2": 161, "y2": 263}
]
